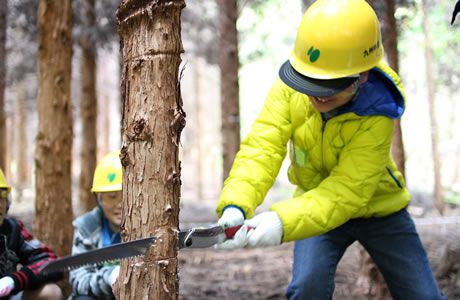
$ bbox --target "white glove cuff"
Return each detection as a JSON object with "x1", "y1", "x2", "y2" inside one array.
[{"x1": 218, "y1": 206, "x2": 245, "y2": 228}]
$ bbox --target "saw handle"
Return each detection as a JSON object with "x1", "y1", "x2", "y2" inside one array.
[{"x1": 224, "y1": 225, "x2": 254, "y2": 239}]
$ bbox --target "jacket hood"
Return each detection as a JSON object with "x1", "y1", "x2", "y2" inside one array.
[{"x1": 338, "y1": 67, "x2": 405, "y2": 119}]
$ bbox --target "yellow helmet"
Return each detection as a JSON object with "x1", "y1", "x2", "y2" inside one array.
[
  {"x1": 279, "y1": 0, "x2": 384, "y2": 96},
  {"x1": 91, "y1": 151, "x2": 122, "y2": 193},
  {"x1": 0, "y1": 168, "x2": 11, "y2": 191}
]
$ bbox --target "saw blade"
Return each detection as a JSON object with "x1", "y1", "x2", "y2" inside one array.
[{"x1": 40, "y1": 236, "x2": 156, "y2": 274}]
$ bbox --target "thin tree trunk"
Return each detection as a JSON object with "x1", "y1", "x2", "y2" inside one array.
[
  {"x1": 218, "y1": 0, "x2": 240, "y2": 181},
  {"x1": 382, "y1": 0, "x2": 406, "y2": 178},
  {"x1": 115, "y1": 1, "x2": 185, "y2": 299},
  {"x1": 79, "y1": 0, "x2": 97, "y2": 213},
  {"x1": 422, "y1": 0, "x2": 444, "y2": 215},
  {"x1": 5, "y1": 116, "x2": 12, "y2": 179},
  {"x1": 35, "y1": 0, "x2": 73, "y2": 256},
  {"x1": 16, "y1": 80, "x2": 28, "y2": 201},
  {"x1": 0, "y1": 1, "x2": 7, "y2": 171}
]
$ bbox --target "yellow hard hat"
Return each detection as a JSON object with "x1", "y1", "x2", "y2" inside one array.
[
  {"x1": 0, "y1": 168, "x2": 11, "y2": 191},
  {"x1": 279, "y1": 0, "x2": 384, "y2": 96},
  {"x1": 91, "y1": 151, "x2": 122, "y2": 193}
]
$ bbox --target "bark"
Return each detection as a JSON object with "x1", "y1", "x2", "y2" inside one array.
[
  {"x1": 0, "y1": 1, "x2": 7, "y2": 171},
  {"x1": 16, "y1": 80, "x2": 28, "y2": 200},
  {"x1": 115, "y1": 1, "x2": 185, "y2": 299},
  {"x1": 218, "y1": 0, "x2": 240, "y2": 181},
  {"x1": 383, "y1": 0, "x2": 406, "y2": 178},
  {"x1": 35, "y1": 0, "x2": 73, "y2": 256},
  {"x1": 79, "y1": 0, "x2": 98, "y2": 213},
  {"x1": 422, "y1": 0, "x2": 444, "y2": 215}
]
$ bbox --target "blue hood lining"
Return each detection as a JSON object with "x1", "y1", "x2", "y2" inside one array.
[{"x1": 337, "y1": 68, "x2": 405, "y2": 119}]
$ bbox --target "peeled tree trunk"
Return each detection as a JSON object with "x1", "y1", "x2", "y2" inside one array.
[
  {"x1": 0, "y1": 1, "x2": 6, "y2": 171},
  {"x1": 35, "y1": 0, "x2": 73, "y2": 256},
  {"x1": 79, "y1": 0, "x2": 98, "y2": 213},
  {"x1": 116, "y1": 1, "x2": 186, "y2": 299}
]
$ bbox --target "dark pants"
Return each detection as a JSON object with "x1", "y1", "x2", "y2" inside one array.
[{"x1": 285, "y1": 209, "x2": 445, "y2": 300}]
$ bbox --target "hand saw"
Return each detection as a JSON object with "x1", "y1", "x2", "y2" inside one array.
[{"x1": 40, "y1": 224, "x2": 244, "y2": 275}]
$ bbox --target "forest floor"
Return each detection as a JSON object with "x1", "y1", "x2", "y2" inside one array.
[{"x1": 8, "y1": 192, "x2": 460, "y2": 300}]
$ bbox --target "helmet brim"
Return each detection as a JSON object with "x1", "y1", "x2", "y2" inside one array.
[{"x1": 279, "y1": 60, "x2": 359, "y2": 97}]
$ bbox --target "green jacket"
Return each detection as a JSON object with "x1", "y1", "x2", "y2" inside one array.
[{"x1": 217, "y1": 62, "x2": 410, "y2": 242}]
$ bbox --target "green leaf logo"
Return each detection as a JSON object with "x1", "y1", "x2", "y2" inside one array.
[
  {"x1": 307, "y1": 46, "x2": 320, "y2": 63},
  {"x1": 107, "y1": 173, "x2": 116, "y2": 183}
]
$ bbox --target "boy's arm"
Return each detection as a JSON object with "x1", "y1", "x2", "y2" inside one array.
[
  {"x1": 217, "y1": 79, "x2": 293, "y2": 219},
  {"x1": 271, "y1": 116, "x2": 396, "y2": 241},
  {"x1": 69, "y1": 228, "x2": 116, "y2": 297},
  {"x1": 8, "y1": 219, "x2": 63, "y2": 294}
]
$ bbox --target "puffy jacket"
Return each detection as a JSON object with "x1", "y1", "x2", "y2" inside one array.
[
  {"x1": 0, "y1": 217, "x2": 62, "y2": 294},
  {"x1": 217, "y1": 62, "x2": 411, "y2": 242},
  {"x1": 69, "y1": 207, "x2": 118, "y2": 299}
]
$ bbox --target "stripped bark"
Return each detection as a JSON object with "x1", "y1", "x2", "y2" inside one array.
[
  {"x1": 116, "y1": 0, "x2": 185, "y2": 298},
  {"x1": 0, "y1": 1, "x2": 7, "y2": 171}
]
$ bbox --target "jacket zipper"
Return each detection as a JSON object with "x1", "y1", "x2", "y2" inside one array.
[{"x1": 321, "y1": 117, "x2": 327, "y2": 175}]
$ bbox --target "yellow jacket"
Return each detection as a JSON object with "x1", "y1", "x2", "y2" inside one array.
[{"x1": 217, "y1": 62, "x2": 410, "y2": 242}]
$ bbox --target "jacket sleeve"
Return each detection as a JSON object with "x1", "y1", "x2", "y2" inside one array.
[
  {"x1": 8, "y1": 219, "x2": 63, "y2": 294},
  {"x1": 270, "y1": 116, "x2": 394, "y2": 242},
  {"x1": 217, "y1": 79, "x2": 293, "y2": 218},
  {"x1": 69, "y1": 225, "x2": 116, "y2": 297}
]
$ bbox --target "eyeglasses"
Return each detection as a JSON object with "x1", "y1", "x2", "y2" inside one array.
[{"x1": 97, "y1": 193, "x2": 122, "y2": 208}]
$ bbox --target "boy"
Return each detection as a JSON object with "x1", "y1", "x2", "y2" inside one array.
[
  {"x1": 69, "y1": 151, "x2": 121, "y2": 300},
  {"x1": 0, "y1": 168, "x2": 63, "y2": 300},
  {"x1": 216, "y1": 0, "x2": 445, "y2": 299}
]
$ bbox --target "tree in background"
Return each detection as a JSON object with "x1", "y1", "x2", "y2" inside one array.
[
  {"x1": 15, "y1": 79, "x2": 28, "y2": 200},
  {"x1": 0, "y1": 1, "x2": 7, "y2": 171},
  {"x1": 218, "y1": 0, "x2": 241, "y2": 181},
  {"x1": 78, "y1": 0, "x2": 98, "y2": 213},
  {"x1": 35, "y1": 0, "x2": 73, "y2": 256},
  {"x1": 422, "y1": 0, "x2": 444, "y2": 215},
  {"x1": 116, "y1": 0, "x2": 185, "y2": 298}
]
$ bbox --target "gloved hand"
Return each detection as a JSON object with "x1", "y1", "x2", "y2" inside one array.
[
  {"x1": 215, "y1": 206, "x2": 246, "y2": 249},
  {"x1": 217, "y1": 206, "x2": 245, "y2": 228},
  {"x1": 0, "y1": 276, "x2": 15, "y2": 297},
  {"x1": 246, "y1": 211, "x2": 283, "y2": 248},
  {"x1": 109, "y1": 265, "x2": 120, "y2": 286}
]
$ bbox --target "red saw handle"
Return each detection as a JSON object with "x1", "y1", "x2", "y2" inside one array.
[{"x1": 224, "y1": 225, "x2": 254, "y2": 239}]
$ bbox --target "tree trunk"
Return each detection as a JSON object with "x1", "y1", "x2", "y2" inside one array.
[
  {"x1": 79, "y1": 0, "x2": 98, "y2": 213},
  {"x1": 35, "y1": 0, "x2": 73, "y2": 257},
  {"x1": 16, "y1": 80, "x2": 28, "y2": 201},
  {"x1": 422, "y1": 0, "x2": 444, "y2": 215},
  {"x1": 0, "y1": 1, "x2": 7, "y2": 171},
  {"x1": 218, "y1": 0, "x2": 240, "y2": 181},
  {"x1": 115, "y1": 1, "x2": 185, "y2": 299},
  {"x1": 383, "y1": 0, "x2": 406, "y2": 178}
]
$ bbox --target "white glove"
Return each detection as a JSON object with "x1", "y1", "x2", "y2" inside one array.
[
  {"x1": 215, "y1": 206, "x2": 246, "y2": 249},
  {"x1": 246, "y1": 211, "x2": 283, "y2": 248},
  {"x1": 217, "y1": 206, "x2": 245, "y2": 228},
  {"x1": 109, "y1": 266, "x2": 120, "y2": 286},
  {"x1": 0, "y1": 276, "x2": 15, "y2": 297}
]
